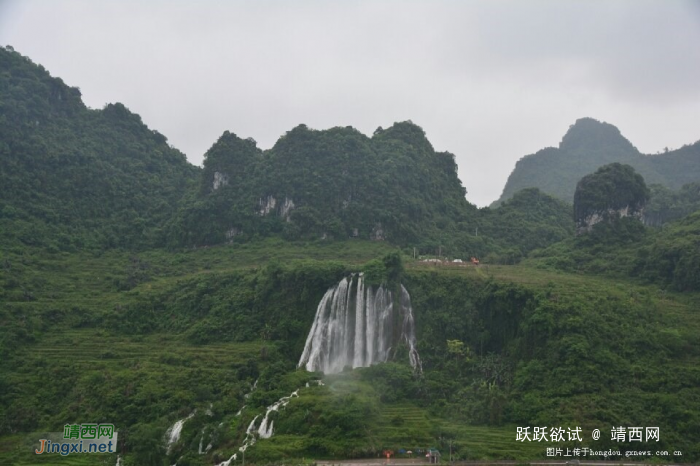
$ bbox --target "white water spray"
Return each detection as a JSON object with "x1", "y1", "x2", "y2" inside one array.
[
  {"x1": 214, "y1": 385, "x2": 310, "y2": 466},
  {"x1": 298, "y1": 275, "x2": 422, "y2": 374},
  {"x1": 257, "y1": 389, "x2": 299, "y2": 439},
  {"x1": 165, "y1": 411, "x2": 196, "y2": 454}
]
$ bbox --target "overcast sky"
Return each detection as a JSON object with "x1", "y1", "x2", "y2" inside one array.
[{"x1": 1, "y1": 0, "x2": 699, "y2": 206}]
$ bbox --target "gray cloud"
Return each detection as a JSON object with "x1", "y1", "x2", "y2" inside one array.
[{"x1": 1, "y1": 0, "x2": 699, "y2": 206}]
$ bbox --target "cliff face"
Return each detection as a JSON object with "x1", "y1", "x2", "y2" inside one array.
[{"x1": 576, "y1": 205, "x2": 644, "y2": 234}]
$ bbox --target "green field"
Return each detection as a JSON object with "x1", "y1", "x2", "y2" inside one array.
[{"x1": 2, "y1": 240, "x2": 699, "y2": 465}]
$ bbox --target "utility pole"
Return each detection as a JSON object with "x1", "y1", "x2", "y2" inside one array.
[
  {"x1": 475, "y1": 227, "x2": 478, "y2": 237},
  {"x1": 439, "y1": 434, "x2": 454, "y2": 464}
]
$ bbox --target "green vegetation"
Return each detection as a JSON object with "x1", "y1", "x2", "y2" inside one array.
[
  {"x1": 529, "y1": 205, "x2": 700, "y2": 292},
  {"x1": 0, "y1": 46, "x2": 198, "y2": 251},
  {"x1": 1, "y1": 46, "x2": 700, "y2": 465},
  {"x1": 573, "y1": 163, "x2": 649, "y2": 230},
  {"x1": 2, "y1": 244, "x2": 700, "y2": 464},
  {"x1": 170, "y1": 122, "x2": 483, "y2": 256},
  {"x1": 172, "y1": 125, "x2": 575, "y2": 263},
  {"x1": 0, "y1": 46, "x2": 576, "y2": 264},
  {"x1": 495, "y1": 117, "x2": 700, "y2": 205},
  {"x1": 478, "y1": 188, "x2": 573, "y2": 263},
  {"x1": 645, "y1": 182, "x2": 700, "y2": 226}
]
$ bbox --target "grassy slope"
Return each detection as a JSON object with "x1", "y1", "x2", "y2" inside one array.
[{"x1": 1, "y1": 240, "x2": 699, "y2": 464}]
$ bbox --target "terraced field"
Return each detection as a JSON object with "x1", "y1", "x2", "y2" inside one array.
[
  {"x1": 375, "y1": 404, "x2": 433, "y2": 447},
  {"x1": 0, "y1": 328, "x2": 269, "y2": 466},
  {"x1": 26, "y1": 330, "x2": 266, "y2": 368},
  {"x1": 3, "y1": 241, "x2": 699, "y2": 464}
]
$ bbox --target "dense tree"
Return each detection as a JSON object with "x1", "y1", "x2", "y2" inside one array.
[
  {"x1": 0, "y1": 46, "x2": 198, "y2": 251},
  {"x1": 644, "y1": 182, "x2": 700, "y2": 226},
  {"x1": 573, "y1": 163, "x2": 649, "y2": 233},
  {"x1": 170, "y1": 121, "x2": 484, "y2": 256},
  {"x1": 495, "y1": 117, "x2": 700, "y2": 205}
]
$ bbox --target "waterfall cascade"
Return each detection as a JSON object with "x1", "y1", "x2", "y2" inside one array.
[
  {"x1": 165, "y1": 411, "x2": 196, "y2": 454},
  {"x1": 214, "y1": 385, "x2": 309, "y2": 466},
  {"x1": 257, "y1": 389, "x2": 299, "y2": 439},
  {"x1": 298, "y1": 274, "x2": 421, "y2": 374}
]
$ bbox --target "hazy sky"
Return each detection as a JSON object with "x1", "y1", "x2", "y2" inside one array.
[{"x1": 1, "y1": 0, "x2": 699, "y2": 206}]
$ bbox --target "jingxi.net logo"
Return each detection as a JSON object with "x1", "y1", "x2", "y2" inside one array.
[{"x1": 35, "y1": 423, "x2": 117, "y2": 456}]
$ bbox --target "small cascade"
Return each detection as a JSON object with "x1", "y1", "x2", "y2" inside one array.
[
  {"x1": 257, "y1": 389, "x2": 299, "y2": 439},
  {"x1": 244, "y1": 378, "x2": 258, "y2": 400},
  {"x1": 198, "y1": 428, "x2": 213, "y2": 455},
  {"x1": 298, "y1": 274, "x2": 422, "y2": 374},
  {"x1": 215, "y1": 454, "x2": 237, "y2": 466},
  {"x1": 165, "y1": 411, "x2": 196, "y2": 454},
  {"x1": 245, "y1": 415, "x2": 259, "y2": 445},
  {"x1": 399, "y1": 284, "x2": 422, "y2": 373},
  {"x1": 236, "y1": 378, "x2": 257, "y2": 417},
  {"x1": 214, "y1": 384, "x2": 313, "y2": 465}
]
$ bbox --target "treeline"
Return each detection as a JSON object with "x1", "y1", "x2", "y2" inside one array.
[
  {"x1": 2, "y1": 45, "x2": 698, "y2": 284},
  {"x1": 169, "y1": 122, "x2": 479, "y2": 251},
  {"x1": 495, "y1": 117, "x2": 700, "y2": 205},
  {"x1": 0, "y1": 46, "x2": 198, "y2": 251},
  {"x1": 1, "y1": 46, "x2": 577, "y2": 261}
]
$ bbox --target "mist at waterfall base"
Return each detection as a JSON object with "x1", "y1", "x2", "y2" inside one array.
[
  {"x1": 298, "y1": 274, "x2": 422, "y2": 374},
  {"x1": 162, "y1": 275, "x2": 421, "y2": 466}
]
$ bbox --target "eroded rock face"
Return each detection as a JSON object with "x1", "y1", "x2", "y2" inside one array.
[
  {"x1": 257, "y1": 195, "x2": 295, "y2": 221},
  {"x1": 576, "y1": 206, "x2": 643, "y2": 234},
  {"x1": 213, "y1": 171, "x2": 229, "y2": 190},
  {"x1": 370, "y1": 223, "x2": 385, "y2": 241},
  {"x1": 258, "y1": 196, "x2": 277, "y2": 216},
  {"x1": 225, "y1": 227, "x2": 241, "y2": 240},
  {"x1": 279, "y1": 197, "x2": 295, "y2": 221}
]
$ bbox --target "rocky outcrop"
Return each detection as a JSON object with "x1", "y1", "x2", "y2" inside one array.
[
  {"x1": 258, "y1": 196, "x2": 295, "y2": 221},
  {"x1": 573, "y1": 163, "x2": 649, "y2": 235},
  {"x1": 576, "y1": 206, "x2": 644, "y2": 234},
  {"x1": 213, "y1": 171, "x2": 229, "y2": 190}
]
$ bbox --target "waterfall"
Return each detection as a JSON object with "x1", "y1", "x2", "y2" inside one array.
[
  {"x1": 165, "y1": 411, "x2": 196, "y2": 454},
  {"x1": 298, "y1": 274, "x2": 422, "y2": 374},
  {"x1": 214, "y1": 386, "x2": 307, "y2": 466},
  {"x1": 257, "y1": 389, "x2": 299, "y2": 439}
]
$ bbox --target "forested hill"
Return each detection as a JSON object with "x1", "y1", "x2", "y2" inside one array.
[
  {"x1": 169, "y1": 122, "x2": 482, "y2": 251},
  {"x1": 0, "y1": 46, "x2": 198, "y2": 250},
  {"x1": 1, "y1": 46, "x2": 574, "y2": 258},
  {"x1": 494, "y1": 117, "x2": 700, "y2": 205}
]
